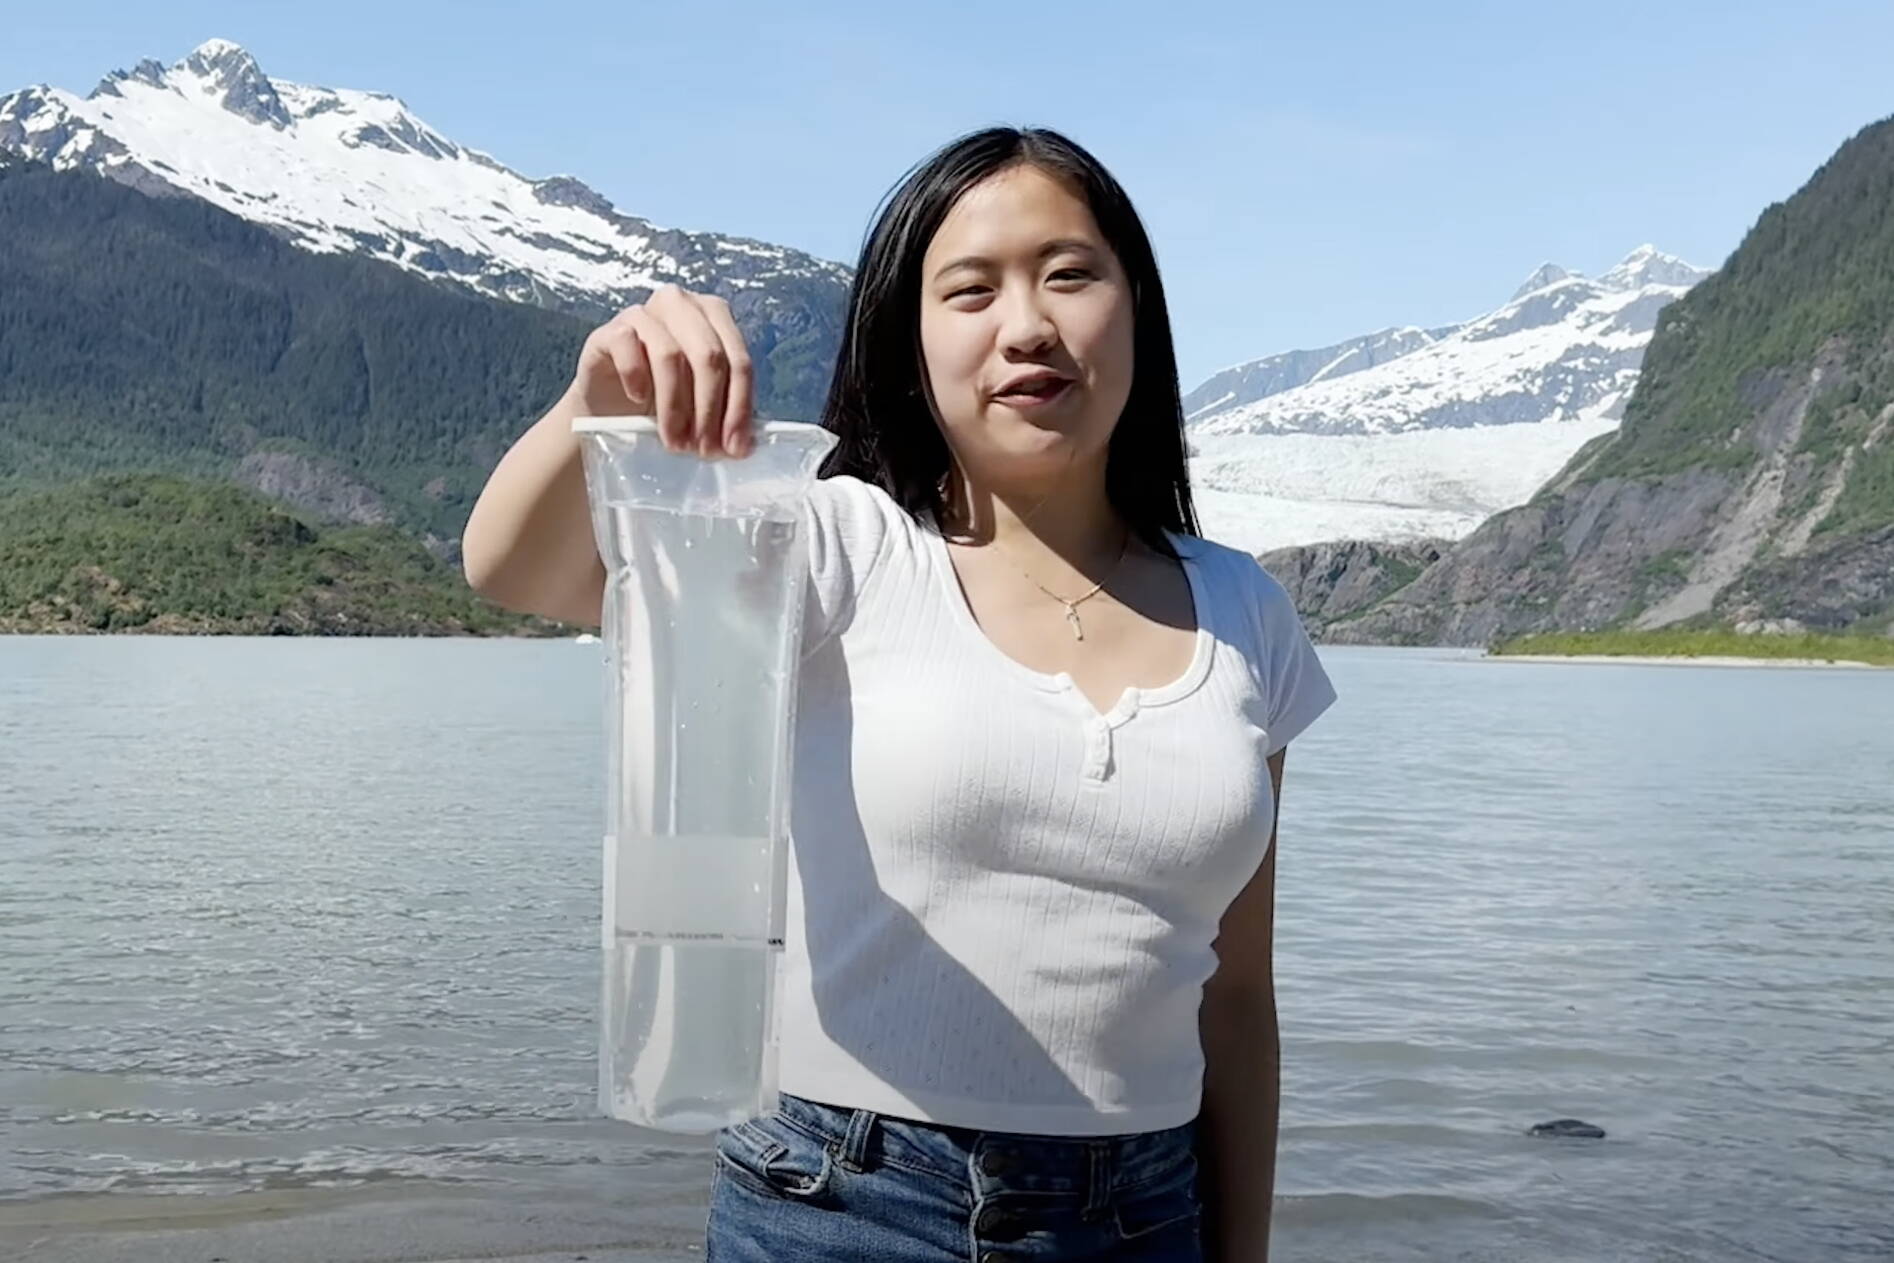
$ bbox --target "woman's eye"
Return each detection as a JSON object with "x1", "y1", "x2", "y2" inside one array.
[
  {"x1": 948, "y1": 285, "x2": 989, "y2": 299},
  {"x1": 1050, "y1": 269, "x2": 1091, "y2": 282}
]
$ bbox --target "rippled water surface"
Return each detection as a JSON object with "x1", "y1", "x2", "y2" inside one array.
[{"x1": 2, "y1": 638, "x2": 1890, "y2": 1260}]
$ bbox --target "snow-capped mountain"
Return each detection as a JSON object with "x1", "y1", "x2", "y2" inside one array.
[
  {"x1": 0, "y1": 40, "x2": 848, "y2": 411},
  {"x1": 0, "y1": 40, "x2": 1712, "y2": 552},
  {"x1": 1182, "y1": 323, "x2": 1462, "y2": 422},
  {"x1": 1186, "y1": 245, "x2": 1711, "y2": 553}
]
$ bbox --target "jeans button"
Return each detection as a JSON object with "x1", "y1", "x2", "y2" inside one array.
[
  {"x1": 976, "y1": 1204, "x2": 1013, "y2": 1235},
  {"x1": 979, "y1": 1148, "x2": 1013, "y2": 1176},
  {"x1": 980, "y1": 1253, "x2": 1006, "y2": 1263}
]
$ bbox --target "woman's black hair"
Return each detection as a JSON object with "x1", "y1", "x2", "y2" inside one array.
[{"x1": 817, "y1": 125, "x2": 1199, "y2": 554}]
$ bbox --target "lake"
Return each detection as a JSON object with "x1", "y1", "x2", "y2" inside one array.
[{"x1": 1, "y1": 638, "x2": 1889, "y2": 1261}]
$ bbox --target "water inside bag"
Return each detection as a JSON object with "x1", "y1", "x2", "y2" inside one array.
[{"x1": 574, "y1": 417, "x2": 835, "y2": 1133}]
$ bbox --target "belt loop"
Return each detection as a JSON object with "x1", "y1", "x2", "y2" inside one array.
[
  {"x1": 1083, "y1": 1139, "x2": 1112, "y2": 1216},
  {"x1": 837, "y1": 1107, "x2": 878, "y2": 1172}
]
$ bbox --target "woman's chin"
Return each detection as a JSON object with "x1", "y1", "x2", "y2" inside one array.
[
  {"x1": 986, "y1": 403, "x2": 1093, "y2": 443},
  {"x1": 961, "y1": 424, "x2": 1107, "y2": 486}
]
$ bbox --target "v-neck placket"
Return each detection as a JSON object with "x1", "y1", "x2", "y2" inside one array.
[{"x1": 924, "y1": 514, "x2": 1216, "y2": 785}]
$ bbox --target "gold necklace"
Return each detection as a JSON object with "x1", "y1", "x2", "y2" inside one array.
[
  {"x1": 1005, "y1": 527, "x2": 1132, "y2": 642},
  {"x1": 939, "y1": 468, "x2": 1130, "y2": 641}
]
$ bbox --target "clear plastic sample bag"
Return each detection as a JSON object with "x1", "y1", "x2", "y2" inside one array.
[{"x1": 573, "y1": 416, "x2": 836, "y2": 1133}]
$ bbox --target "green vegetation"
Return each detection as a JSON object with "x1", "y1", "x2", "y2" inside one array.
[
  {"x1": 1377, "y1": 553, "x2": 1426, "y2": 592},
  {"x1": 0, "y1": 474, "x2": 569, "y2": 636},
  {"x1": 1818, "y1": 436, "x2": 1894, "y2": 538},
  {"x1": 1583, "y1": 114, "x2": 1894, "y2": 507},
  {"x1": 1636, "y1": 548, "x2": 1692, "y2": 585},
  {"x1": 0, "y1": 160, "x2": 840, "y2": 539},
  {"x1": 0, "y1": 160, "x2": 850, "y2": 635},
  {"x1": 1491, "y1": 628, "x2": 1894, "y2": 667},
  {"x1": 1788, "y1": 338, "x2": 1894, "y2": 538},
  {"x1": 0, "y1": 160, "x2": 594, "y2": 541}
]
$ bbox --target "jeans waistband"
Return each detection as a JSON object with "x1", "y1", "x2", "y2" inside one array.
[{"x1": 769, "y1": 1090, "x2": 1200, "y2": 1197}]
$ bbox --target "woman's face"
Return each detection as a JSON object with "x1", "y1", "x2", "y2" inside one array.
[{"x1": 918, "y1": 163, "x2": 1136, "y2": 495}]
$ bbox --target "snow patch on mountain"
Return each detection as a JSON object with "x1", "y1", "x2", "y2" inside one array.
[{"x1": 1183, "y1": 324, "x2": 1460, "y2": 423}]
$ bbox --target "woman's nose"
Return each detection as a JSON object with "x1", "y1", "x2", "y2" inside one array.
[{"x1": 996, "y1": 289, "x2": 1058, "y2": 356}]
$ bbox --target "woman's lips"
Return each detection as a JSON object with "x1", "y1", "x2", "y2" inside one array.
[{"x1": 993, "y1": 379, "x2": 1074, "y2": 409}]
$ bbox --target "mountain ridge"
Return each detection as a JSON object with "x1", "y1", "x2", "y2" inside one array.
[
  {"x1": 1321, "y1": 115, "x2": 1894, "y2": 644},
  {"x1": 0, "y1": 39, "x2": 848, "y2": 419},
  {"x1": 0, "y1": 156, "x2": 588, "y2": 548}
]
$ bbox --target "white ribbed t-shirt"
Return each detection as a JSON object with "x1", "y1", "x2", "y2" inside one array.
[{"x1": 776, "y1": 474, "x2": 1337, "y2": 1136}]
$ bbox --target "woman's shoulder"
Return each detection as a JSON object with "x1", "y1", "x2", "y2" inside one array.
[
  {"x1": 807, "y1": 471, "x2": 899, "y2": 515},
  {"x1": 801, "y1": 475, "x2": 925, "y2": 637},
  {"x1": 1179, "y1": 528, "x2": 1337, "y2": 739},
  {"x1": 1172, "y1": 530, "x2": 1304, "y2": 635},
  {"x1": 804, "y1": 473, "x2": 917, "y2": 552},
  {"x1": 1172, "y1": 530, "x2": 1285, "y2": 595}
]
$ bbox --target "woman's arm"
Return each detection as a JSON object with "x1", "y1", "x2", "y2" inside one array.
[
  {"x1": 461, "y1": 381, "x2": 609, "y2": 627},
  {"x1": 1196, "y1": 746, "x2": 1287, "y2": 1262}
]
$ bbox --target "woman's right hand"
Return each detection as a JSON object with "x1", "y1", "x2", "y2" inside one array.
[{"x1": 571, "y1": 284, "x2": 755, "y2": 459}]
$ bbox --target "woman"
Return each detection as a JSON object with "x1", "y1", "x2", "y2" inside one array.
[{"x1": 463, "y1": 126, "x2": 1336, "y2": 1262}]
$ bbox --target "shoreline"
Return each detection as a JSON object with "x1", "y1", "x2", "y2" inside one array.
[
  {"x1": 0, "y1": 1183, "x2": 706, "y2": 1262},
  {"x1": 1483, "y1": 652, "x2": 1889, "y2": 670}
]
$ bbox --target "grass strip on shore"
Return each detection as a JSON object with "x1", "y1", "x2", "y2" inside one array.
[{"x1": 1489, "y1": 628, "x2": 1894, "y2": 667}]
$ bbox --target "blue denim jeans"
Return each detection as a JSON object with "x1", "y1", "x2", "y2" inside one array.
[{"x1": 706, "y1": 1090, "x2": 1204, "y2": 1261}]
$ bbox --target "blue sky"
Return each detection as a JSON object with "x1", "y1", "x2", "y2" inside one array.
[{"x1": 6, "y1": 1, "x2": 1891, "y2": 385}]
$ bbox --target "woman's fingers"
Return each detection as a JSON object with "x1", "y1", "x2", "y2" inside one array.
[
  {"x1": 574, "y1": 309, "x2": 652, "y2": 415},
  {"x1": 576, "y1": 287, "x2": 756, "y2": 459},
  {"x1": 625, "y1": 305, "x2": 692, "y2": 452},
  {"x1": 696, "y1": 295, "x2": 755, "y2": 458},
  {"x1": 603, "y1": 311, "x2": 653, "y2": 414},
  {"x1": 647, "y1": 285, "x2": 730, "y2": 459}
]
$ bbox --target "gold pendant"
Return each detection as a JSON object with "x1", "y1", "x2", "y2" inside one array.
[{"x1": 1065, "y1": 604, "x2": 1084, "y2": 641}]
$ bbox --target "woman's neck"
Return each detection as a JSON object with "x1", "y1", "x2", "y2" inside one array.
[{"x1": 940, "y1": 458, "x2": 1124, "y2": 566}]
